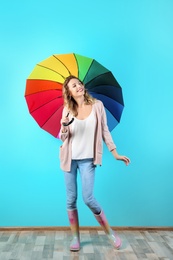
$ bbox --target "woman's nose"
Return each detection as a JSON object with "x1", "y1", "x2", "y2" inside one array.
[{"x1": 76, "y1": 85, "x2": 81, "y2": 91}]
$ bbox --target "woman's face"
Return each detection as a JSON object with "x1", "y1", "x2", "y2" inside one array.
[{"x1": 68, "y1": 78, "x2": 85, "y2": 99}]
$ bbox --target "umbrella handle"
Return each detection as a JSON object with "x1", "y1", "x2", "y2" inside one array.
[
  {"x1": 62, "y1": 118, "x2": 74, "y2": 126},
  {"x1": 62, "y1": 112, "x2": 74, "y2": 126}
]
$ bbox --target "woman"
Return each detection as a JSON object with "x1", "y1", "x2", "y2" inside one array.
[{"x1": 59, "y1": 75, "x2": 130, "y2": 251}]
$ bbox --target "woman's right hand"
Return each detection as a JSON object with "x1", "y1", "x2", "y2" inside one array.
[{"x1": 60, "y1": 114, "x2": 69, "y2": 132}]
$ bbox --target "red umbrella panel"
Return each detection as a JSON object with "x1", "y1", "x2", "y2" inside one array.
[{"x1": 25, "y1": 53, "x2": 124, "y2": 138}]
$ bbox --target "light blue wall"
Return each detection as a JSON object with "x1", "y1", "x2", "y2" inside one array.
[{"x1": 0, "y1": 0, "x2": 173, "y2": 227}]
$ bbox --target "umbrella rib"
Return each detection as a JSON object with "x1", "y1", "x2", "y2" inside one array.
[
  {"x1": 104, "y1": 105, "x2": 122, "y2": 122},
  {"x1": 89, "y1": 92, "x2": 124, "y2": 122},
  {"x1": 89, "y1": 89, "x2": 122, "y2": 104},
  {"x1": 52, "y1": 55, "x2": 73, "y2": 76},
  {"x1": 40, "y1": 105, "x2": 62, "y2": 128},
  {"x1": 30, "y1": 96, "x2": 62, "y2": 113},
  {"x1": 80, "y1": 60, "x2": 94, "y2": 82},
  {"x1": 89, "y1": 85, "x2": 124, "y2": 105},
  {"x1": 73, "y1": 54, "x2": 78, "y2": 77},
  {"x1": 37, "y1": 64, "x2": 66, "y2": 80},
  {"x1": 85, "y1": 72, "x2": 114, "y2": 87}
]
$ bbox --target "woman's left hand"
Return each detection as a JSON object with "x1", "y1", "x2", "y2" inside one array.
[
  {"x1": 111, "y1": 149, "x2": 131, "y2": 166},
  {"x1": 115, "y1": 155, "x2": 130, "y2": 166}
]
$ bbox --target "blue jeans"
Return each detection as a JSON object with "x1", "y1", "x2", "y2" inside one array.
[{"x1": 64, "y1": 158, "x2": 101, "y2": 214}]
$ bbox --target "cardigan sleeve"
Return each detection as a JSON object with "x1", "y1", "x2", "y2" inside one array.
[
  {"x1": 59, "y1": 106, "x2": 70, "y2": 142},
  {"x1": 100, "y1": 101, "x2": 116, "y2": 151}
]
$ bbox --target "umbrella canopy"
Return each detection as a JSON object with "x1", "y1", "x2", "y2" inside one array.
[{"x1": 25, "y1": 53, "x2": 124, "y2": 138}]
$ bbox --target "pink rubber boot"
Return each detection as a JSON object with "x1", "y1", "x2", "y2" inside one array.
[
  {"x1": 67, "y1": 209, "x2": 80, "y2": 251},
  {"x1": 94, "y1": 210, "x2": 122, "y2": 249}
]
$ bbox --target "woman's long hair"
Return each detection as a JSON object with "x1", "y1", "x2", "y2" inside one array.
[{"x1": 62, "y1": 75, "x2": 96, "y2": 116}]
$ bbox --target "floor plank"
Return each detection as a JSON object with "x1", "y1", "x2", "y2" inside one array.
[{"x1": 0, "y1": 230, "x2": 173, "y2": 259}]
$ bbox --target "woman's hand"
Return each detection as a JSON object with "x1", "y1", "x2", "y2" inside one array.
[
  {"x1": 115, "y1": 155, "x2": 130, "y2": 166},
  {"x1": 60, "y1": 115, "x2": 69, "y2": 133},
  {"x1": 111, "y1": 149, "x2": 130, "y2": 166}
]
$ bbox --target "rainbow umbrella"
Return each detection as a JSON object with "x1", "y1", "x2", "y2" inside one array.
[{"x1": 25, "y1": 53, "x2": 124, "y2": 138}]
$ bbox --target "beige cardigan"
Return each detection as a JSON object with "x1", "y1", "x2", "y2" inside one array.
[{"x1": 59, "y1": 100, "x2": 116, "y2": 172}]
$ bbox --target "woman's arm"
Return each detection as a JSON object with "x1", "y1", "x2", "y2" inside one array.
[
  {"x1": 100, "y1": 101, "x2": 130, "y2": 166},
  {"x1": 111, "y1": 148, "x2": 130, "y2": 166}
]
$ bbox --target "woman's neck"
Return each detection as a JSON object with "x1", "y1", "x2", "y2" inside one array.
[{"x1": 74, "y1": 96, "x2": 85, "y2": 108}]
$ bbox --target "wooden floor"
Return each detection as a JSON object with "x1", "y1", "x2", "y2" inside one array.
[{"x1": 0, "y1": 229, "x2": 173, "y2": 260}]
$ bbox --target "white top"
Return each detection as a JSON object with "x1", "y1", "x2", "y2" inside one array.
[{"x1": 71, "y1": 109, "x2": 96, "y2": 159}]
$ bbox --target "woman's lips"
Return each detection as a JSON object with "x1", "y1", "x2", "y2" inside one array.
[{"x1": 77, "y1": 88, "x2": 83, "y2": 92}]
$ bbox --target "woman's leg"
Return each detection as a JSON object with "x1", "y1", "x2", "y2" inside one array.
[
  {"x1": 64, "y1": 160, "x2": 78, "y2": 210},
  {"x1": 78, "y1": 159, "x2": 121, "y2": 249},
  {"x1": 64, "y1": 160, "x2": 80, "y2": 251},
  {"x1": 67, "y1": 209, "x2": 80, "y2": 251},
  {"x1": 78, "y1": 158, "x2": 101, "y2": 214},
  {"x1": 94, "y1": 210, "x2": 122, "y2": 249}
]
